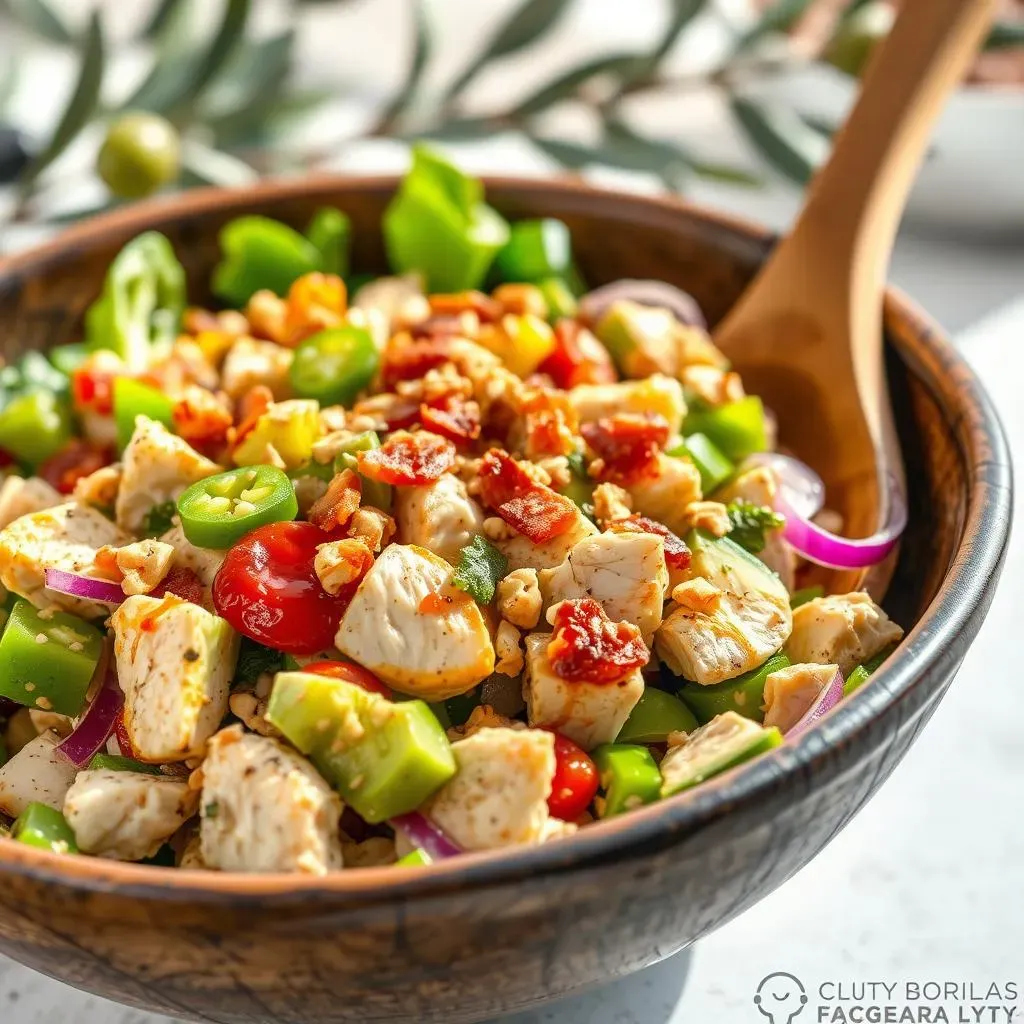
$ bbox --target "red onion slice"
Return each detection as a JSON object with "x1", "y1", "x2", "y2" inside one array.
[
  {"x1": 787, "y1": 666, "x2": 844, "y2": 738},
  {"x1": 579, "y1": 279, "x2": 707, "y2": 329},
  {"x1": 391, "y1": 812, "x2": 461, "y2": 861},
  {"x1": 745, "y1": 452, "x2": 825, "y2": 520},
  {"x1": 57, "y1": 660, "x2": 123, "y2": 768},
  {"x1": 45, "y1": 567, "x2": 124, "y2": 605}
]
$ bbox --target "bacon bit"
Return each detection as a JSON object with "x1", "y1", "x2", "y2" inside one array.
[
  {"x1": 231, "y1": 385, "x2": 274, "y2": 449},
  {"x1": 284, "y1": 272, "x2": 347, "y2": 347},
  {"x1": 581, "y1": 412, "x2": 671, "y2": 483},
  {"x1": 358, "y1": 431, "x2": 456, "y2": 486},
  {"x1": 92, "y1": 545, "x2": 123, "y2": 582},
  {"x1": 153, "y1": 568, "x2": 205, "y2": 606},
  {"x1": 537, "y1": 320, "x2": 617, "y2": 390},
  {"x1": 420, "y1": 395, "x2": 482, "y2": 447},
  {"x1": 382, "y1": 335, "x2": 454, "y2": 388},
  {"x1": 522, "y1": 390, "x2": 579, "y2": 459},
  {"x1": 71, "y1": 356, "x2": 121, "y2": 416},
  {"x1": 351, "y1": 392, "x2": 422, "y2": 432},
  {"x1": 308, "y1": 469, "x2": 363, "y2": 533},
  {"x1": 478, "y1": 449, "x2": 578, "y2": 544},
  {"x1": 546, "y1": 598, "x2": 648, "y2": 685},
  {"x1": 429, "y1": 291, "x2": 502, "y2": 323},
  {"x1": 173, "y1": 387, "x2": 233, "y2": 456},
  {"x1": 38, "y1": 440, "x2": 113, "y2": 495},
  {"x1": 607, "y1": 514, "x2": 692, "y2": 570}
]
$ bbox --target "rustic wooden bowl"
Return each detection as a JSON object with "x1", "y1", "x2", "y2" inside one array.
[{"x1": 0, "y1": 178, "x2": 1011, "y2": 1024}]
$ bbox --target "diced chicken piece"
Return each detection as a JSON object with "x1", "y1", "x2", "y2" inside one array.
[
  {"x1": 496, "y1": 567, "x2": 542, "y2": 629},
  {"x1": 116, "y1": 417, "x2": 220, "y2": 534},
  {"x1": 0, "y1": 476, "x2": 63, "y2": 529},
  {"x1": 220, "y1": 337, "x2": 294, "y2": 400},
  {"x1": 116, "y1": 539, "x2": 175, "y2": 596},
  {"x1": 591, "y1": 482, "x2": 632, "y2": 526},
  {"x1": 426, "y1": 727, "x2": 570, "y2": 851},
  {"x1": 488, "y1": 509, "x2": 599, "y2": 572},
  {"x1": 0, "y1": 731, "x2": 79, "y2": 817},
  {"x1": 63, "y1": 769, "x2": 198, "y2": 861},
  {"x1": 786, "y1": 593, "x2": 904, "y2": 677},
  {"x1": 714, "y1": 466, "x2": 777, "y2": 508},
  {"x1": 569, "y1": 375, "x2": 687, "y2": 431},
  {"x1": 393, "y1": 473, "x2": 485, "y2": 565},
  {"x1": 200, "y1": 726, "x2": 343, "y2": 874},
  {"x1": 112, "y1": 595, "x2": 240, "y2": 762},
  {"x1": 494, "y1": 620, "x2": 524, "y2": 677},
  {"x1": 313, "y1": 537, "x2": 373, "y2": 596},
  {"x1": 627, "y1": 454, "x2": 703, "y2": 535},
  {"x1": 72, "y1": 464, "x2": 122, "y2": 511},
  {"x1": 353, "y1": 273, "x2": 430, "y2": 330},
  {"x1": 158, "y1": 523, "x2": 226, "y2": 587},
  {"x1": 522, "y1": 633, "x2": 645, "y2": 750},
  {"x1": 0, "y1": 501, "x2": 132, "y2": 618},
  {"x1": 335, "y1": 544, "x2": 494, "y2": 699},
  {"x1": 656, "y1": 579, "x2": 792, "y2": 685},
  {"x1": 680, "y1": 365, "x2": 745, "y2": 407},
  {"x1": 538, "y1": 531, "x2": 668, "y2": 644},
  {"x1": 762, "y1": 663, "x2": 840, "y2": 733}
]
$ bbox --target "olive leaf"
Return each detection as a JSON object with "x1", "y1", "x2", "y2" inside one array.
[
  {"x1": 599, "y1": 118, "x2": 692, "y2": 187},
  {"x1": 529, "y1": 135, "x2": 607, "y2": 171},
  {"x1": 733, "y1": 0, "x2": 816, "y2": 53},
  {"x1": 179, "y1": 138, "x2": 258, "y2": 187},
  {"x1": 514, "y1": 52, "x2": 643, "y2": 117},
  {"x1": 139, "y1": 0, "x2": 177, "y2": 41},
  {"x1": 985, "y1": 20, "x2": 1024, "y2": 51},
  {"x1": 731, "y1": 97, "x2": 829, "y2": 184},
  {"x1": 0, "y1": 56, "x2": 19, "y2": 116},
  {"x1": 19, "y1": 10, "x2": 105, "y2": 189},
  {"x1": 201, "y1": 30, "x2": 295, "y2": 122},
  {"x1": 686, "y1": 161, "x2": 764, "y2": 188},
  {"x1": 444, "y1": 0, "x2": 577, "y2": 101},
  {"x1": 646, "y1": 0, "x2": 710, "y2": 67},
  {"x1": 0, "y1": 0, "x2": 72, "y2": 45},
  {"x1": 380, "y1": 0, "x2": 436, "y2": 125},
  {"x1": 410, "y1": 117, "x2": 501, "y2": 142}
]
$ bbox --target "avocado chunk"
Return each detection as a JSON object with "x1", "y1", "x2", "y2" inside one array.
[
  {"x1": 592, "y1": 743, "x2": 662, "y2": 818},
  {"x1": 660, "y1": 711, "x2": 782, "y2": 797},
  {"x1": 266, "y1": 670, "x2": 456, "y2": 823},
  {"x1": 678, "y1": 652, "x2": 791, "y2": 725},
  {"x1": 685, "y1": 528, "x2": 788, "y2": 604}
]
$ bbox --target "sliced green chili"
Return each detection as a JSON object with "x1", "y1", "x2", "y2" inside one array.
[
  {"x1": 11, "y1": 802, "x2": 79, "y2": 854},
  {"x1": 0, "y1": 391, "x2": 73, "y2": 466},
  {"x1": 289, "y1": 325, "x2": 379, "y2": 406},
  {"x1": 113, "y1": 376, "x2": 175, "y2": 451}
]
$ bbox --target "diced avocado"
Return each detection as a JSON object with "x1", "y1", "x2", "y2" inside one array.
[
  {"x1": 88, "y1": 753, "x2": 162, "y2": 776},
  {"x1": 668, "y1": 433, "x2": 735, "y2": 493},
  {"x1": 659, "y1": 711, "x2": 782, "y2": 797},
  {"x1": 396, "y1": 847, "x2": 431, "y2": 866},
  {"x1": 685, "y1": 528, "x2": 789, "y2": 604},
  {"x1": 678, "y1": 652, "x2": 791, "y2": 724},
  {"x1": 616, "y1": 687, "x2": 698, "y2": 744},
  {"x1": 595, "y1": 300, "x2": 679, "y2": 378},
  {"x1": 233, "y1": 399, "x2": 320, "y2": 470},
  {"x1": 267, "y1": 671, "x2": 456, "y2": 823},
  {"x1": 592, "y1": 743, "x2": 662, "y2": 818}
]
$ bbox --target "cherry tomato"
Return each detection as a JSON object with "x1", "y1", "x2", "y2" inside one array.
[
  {"x1": 71, "y1": 360, "x2": 118, "y2": 416},
  {"x1": 38, "y1": 439, "x2": 113, "y2": 495},
  {"x1": 548, "y1": 732, "x2": 599, "y2": 821},
  {"x1": 213, "y1": 522, "x2": 351, "y2": 655},
  {"x1": 303, "y1": 660, "x2": 392, "y2": 699}
]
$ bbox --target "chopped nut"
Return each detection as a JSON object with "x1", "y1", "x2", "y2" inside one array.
[
  {"x1": 682, "y1": 500, "x2": 730, "y2": 538},
  {"x1": 493, "y1": 283, "x2": 548, "y2": 319},
  {"x1": 228, "y1": 690, "x2": 279, "y2": 738},
  {"x1": 496, "y1": 568, "x2": 542, "y2": 629},
  {"x1": 671, "y1": 577, "x2": 723, "y2": 614},
  {"x1": 494, "y1": 620, "x2": 524, "y2": 677},
  {"x1": 314, "y1": 538, "x2": 374, "y2": 595},
  {"x1": 311, "y1": 429, "x2": 361, "y2": 465},
  {"x1": 346, "y1": 506, "x2": 396, "y2": 552},
  {"x1": 446, "y1": 704, "x2": 522, "y2": 741},
  {"x1": 245, "y1": 289, "x2": 288, "y2": 343},
  {"x1": 536, "y1": 455, "x2": 571, "y2": 491},
  {"x1": 483, "y1": 516, "x2": 518, "y2": 542},
  {"x1": 117, "y1": 539, "x2": 175, "y2": 596},
  {"x1": 592, "y1": 482, "x2": 633, "y2": 525}
]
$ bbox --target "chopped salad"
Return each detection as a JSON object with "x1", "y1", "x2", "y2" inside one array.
[{"x1": 0, "y1": 148, "x2": 904, "y2": 872}]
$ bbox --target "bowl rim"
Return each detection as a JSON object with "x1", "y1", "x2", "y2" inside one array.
[{"x1": 0, "y1": 174, "x2": 1012, "y2": 904}]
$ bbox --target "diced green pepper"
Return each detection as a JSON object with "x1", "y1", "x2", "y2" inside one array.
[
  {"x1": 0, "y1": 599, "x2": 104, "y2": 716},
  {"x1": 88, "y1": 753, "x2": 162, "y2": 775},
  {"x1": 494, "y1": 218, "x2": 572, "y2": 283},
  {"x1": 678, "y1": 652, "x2": 791, "y2": 725},
  {"x1": 616, "y1": 687, "x2": 698, "y2": 744},
  {"x1": 48, "y1": 342, "x2": 89, "y2": 376},
  {"x1": 843, "y1": 643, "x2": 897, "y2": 696},
  {"x1": 451, "y1": 536, "x2": 508, "y2": 605},
  {"x1": 114, "y1": 376, "x2": 175, "y2": 451},
  {"x1": 84, "y1": 231, "x2": 186, "y2": 370},
  {"x1": 11, "y1": 802, "x2": 79, "y2": 854},
  {"x1": 535, "y1": 276, "x2": 578, "y2": 320},
  {"x1": 177, "y1": 465, "x2": 298, "y2": 549},
  {"x1": 305, "y1": 207, "x2": 352, "y2": 278},
  {"x1": 669, "y1": 433, "x2": 735, "y2": 494},
  {"x1": 267, "y1": 671, "x2": 456, "y2": 823},
  {"x1": 289, "y1": 325, "x2": 379, "y2": 406},
  {"x1": 682, "y1": 395, "x2": 767, "y2": 461},
  {"x1": 213, "y1": 215, "x2": 321, "y2": 307},
  {"x1": 396, "y1": 848, "x2": 431, "y2": 866},
  {"x1": 789, "y1": 585, "x2": 824, "y2": 609},
  {"x1": 660, "y1": 711, "x2": 782, "y2": 796},
  {"x1": 383, "y1": 145, "x2": 510, "y2": 293},
  {"x1": 333, "y1": 431, "x2": 393, "y2": 513},
  {"x1": 592, "y1": 743, "x2": 662, "y2": 818},
  {"x1": 0, "y1": 391, "x2": 73, "y2": 466}
]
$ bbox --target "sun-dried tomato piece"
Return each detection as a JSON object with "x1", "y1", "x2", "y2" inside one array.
[
  {"x1": 154, "y1": 567, "x2": 205, "y2": 606},
  {"x1": 546, "y1": 597, "x2": 649, "y2": 685},
  {"x1": 581, "y1": 412, "x2": 671, "y2": 482},
  {"x1": 38, "y1": 439, "x2": 113, "y2": 495},
  {"x1": 478, "y1": 449, "x2": 578, "y2": 543},
  {"x1": 308, "y1": 468, "x2": 363, "y2": 533},
  {"x1": 351, "y1": 392, "x2": 422, "y2": 432},
  {"x1": 382, "y1": 336, "x2": 454, "y2": 388},
  {"x1": 420, "y1": 395, "x2": 481, "y2": 446},
  {"x1": 607, "y1": 514, "x2": 692, "y2": 570},
  {"x1": 538, "y1": 320, "x2": 617, "y2": 390},
  {"x1": 357, "y1": 431, "x2": 456, "y2": 486}
]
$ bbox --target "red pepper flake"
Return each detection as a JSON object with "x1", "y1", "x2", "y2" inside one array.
[
  {"x1": 581, "y1": 412, "x2": 671, "y2": 483},
  {"x1": 537, "y1": 320, "x2": 617, "y2": 390},
  {"x1": 358, "y1": 431, "x2": 456, "y2": 486},
  {"x1": 478, "y1": 448, "x2": 578, "y2": 544},
  {"x1": 546, "y1": 597, "x2": 648, "y2": 685},
  {"x1": 153, "y1": 568, "x2": 205, "y2": 606},
  {"x1": 420, "y1": 395, "x2": 481, "y2": 447},
  {"x1": 38, "y1": 440, "x2": 113, "y2": 495},
  {"x1": 308, "y1": 469, "x2": 363, "y2": 533},
  {"x1": 607, "y1": 514, "x2": 692, "y2": 570},
  {"x1": 382, "y1": 336, "x2": 454, "y2": 388}
]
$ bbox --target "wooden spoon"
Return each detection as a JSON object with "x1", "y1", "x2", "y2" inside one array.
[{"x1": 713, "y1": 0, "x2": 996, "y2": 592}]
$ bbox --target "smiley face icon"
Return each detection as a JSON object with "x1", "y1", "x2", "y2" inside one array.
[{"x1": 753, "y1": 972, "x2": 809, "y2": 1024}]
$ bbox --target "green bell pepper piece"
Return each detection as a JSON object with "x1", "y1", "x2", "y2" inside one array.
[
  {"x1": 669, "y1": 432, "x2": 735, "y2": 493},
  {"x1": 678, "y1": 652, "x2": 791, "y2": 725},
  {"x1": 536, "y1": 276, "x2": 578, "y2": 320},
  {"x1": 592, "y1": 743, "x2": 662, "y2": 818},
  {"x1": 396, "y1": 848, "x2": 431, "y2": 866},
  {"x1": 113, "y1": 376, "x2": 175, "y2": 451},
  {"x1": 213, "y1": 215, "x2": 321, "y2": 307},
  {"x1": 494, "y1": 218, "x2": 572, "y2": 283},
  {"x1": 789, "y1": 585, "x2": 824, "y2": 609},
  {"x1": 843, "y1": 643, "x2": 897, "y2": 696},
  {"x1": 305, "y1": 207, "x2": 352, "y2": 278},
  {"x1": 11, "y1": 802, "x2": 79, "y2": 854},
  {"x1": 616, "y1": 687, "x2": 698, "y2": 744},
  {"x1": 0, "y1": 600, "x2": 105, "y2": 716},
  {"x1": 0, "y1": 391, "x2": 72, "y2": 466},
  {"x1": 383, "y1": 145, "x2": 510, "y2": 293},
  {"x1": 177, "y1": 465, "x2": 298, "y2": 549},
  {"x1": 49, "y1": 342, "x2": 89, "y2": 376},
  {"x1": 289, "y1": 325, "x2": 379, "y2": 406},
  {"x1": 267, "y1": 671, "x2": 457, "y2": 823},
  {"x1": 84, "y1": 231, "x2": 186, "y2": 370},
  {"x1": 450, "y1": 536, "x2": 508, "y2": 605},
  {"x1": 682, "y1": 395, "x2": 767, "y2": 461},
  {"x1": 333, "y1": 431, "x2": 393, "y2": 513},
  {"x1": 88, "y1": 753, "x2": 162, "y2": 775}
]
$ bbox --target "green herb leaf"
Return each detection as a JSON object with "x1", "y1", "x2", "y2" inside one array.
[
  {"x1": 445, "y1": 0, "x2": 577, "y2": 101},
  {"x1": 142, "y1": 500, "x2": 177, "y2": 539},
  {"x1": 19, "y1": 10, "x2": 105, "y2": 190},
  {"x1": 179, "y1": 138, "x2": 259, "y2": 188},
  {"x1": 515, "y1": 51, "x2": 643, "y2": 117},
  {"x1": 730, "y1": 97, "x2": 828, "y2": 185},
  {"x1": 233, "y1": 638, "x2": 284, "y2": 688},
  {"x1": 733, "y1": 0, "x2": 815, "y2": 53},
  {"x1": 451, "y1": 536, "x2": 509, "y2": 605},
  {"x1": 381, "y1": 0, "x2": 436, "y2": 124},
  {"x1": 985, "y1": 20, "x2": 1024, "y2": 50},
  {"x1": 410, "y1": 117, "x2": 502, "y2": 142},
  {"x1": 725, "y1": 499, "x2": 784, "y2": 555},
  {"x1": 171, "y1": 0, "x2": 251, "y2": 117},
  {"x1": 645, "y1": 0, "x2": 709, "y2": 67},
  {"x1": 0, "y1": 0, "x2": 72, "y2": 44}
]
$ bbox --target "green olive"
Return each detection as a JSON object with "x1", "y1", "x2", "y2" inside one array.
[
  {"x1": 97, "y1": 113, "x2": 181, "y2": 199},
  {"x1": 824, "y1": 1, "x2": 895, "y2": 78}
]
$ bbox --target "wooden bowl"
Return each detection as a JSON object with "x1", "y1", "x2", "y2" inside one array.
[{"x1": 0, "y1": 178, "x2": 1011, "y2": 1024}]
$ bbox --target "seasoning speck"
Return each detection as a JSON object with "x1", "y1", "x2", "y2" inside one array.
[
  {"x1": 68, "y1": 641, "x2": 84, "y2": 653},
  {"x1": 183, "y1": 648, "x2": 200, "y2": 662},
  {"x1": 35, "y1": 633, "x2": 48, "y2": 645},
  {"x1": 35, "y1": 696, "x2": 53, "y2": 710},
  {"x1": 204, "y1": 801, "x2": 220, "y2": 819}
]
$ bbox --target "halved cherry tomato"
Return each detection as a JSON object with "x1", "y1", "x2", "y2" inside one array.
[
  {"x1": 303, "y1": 660, "x2": 392, "y2": 699},
  {"x1": 607, "y1": 514, "x2": 692, "y2": 570},
  {"x1": 38, "y1": 439, "x2": 113, "y2": 494},
  {"x1": 548, "y1": 732, "x2": 599, "y2": 821},
  {"x1": 547, "y1": 597, "x2": 649, "y2": 685},
  {"x1": 213, "y1": 522, "x2": 351, "y2": 655},
  {"x1": 478, "y1": 448, "x2": 578, "y2": 543},
  {"x1": 357, "y1": 431, "x2": 456, "y2": 486},
  {"x1": 538, "y1": 320, "x2": 617, "y2": 390}
]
